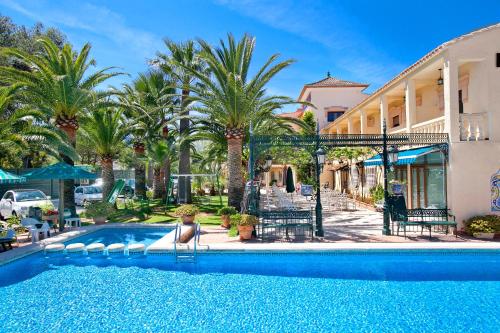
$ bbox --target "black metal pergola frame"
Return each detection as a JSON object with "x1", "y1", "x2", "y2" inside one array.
[{"x1": 248, "y1": 122, "x2": 449, "y2": 237}]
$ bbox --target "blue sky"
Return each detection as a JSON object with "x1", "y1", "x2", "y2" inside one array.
[{"x1": 1, "y1": 0, "x2": 499, "y2": 112}]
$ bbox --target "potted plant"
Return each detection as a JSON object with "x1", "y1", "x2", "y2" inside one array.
[
  {"x1": 232, "y1": 213, "x2": 259, "y2": 241},
  {"x1": 217, "y1": 206, "x2": 237, "y2": 229},
  {"x1": 85, "y1": 202, "x2": 116, "y2": 224},
  {"x1": 175, "y1": 204, "x2": 199, "y2": 225},
  {"x1": 465, "y1": 215, "x2": 500, "y2": 239},
  {"x1": 40, "y1": 203, "x2": 58, "y2": 222}
]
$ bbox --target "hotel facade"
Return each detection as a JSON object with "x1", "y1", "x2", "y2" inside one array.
[{"x1": 287, "y1": 24, "x2": 500, "y2": 229}]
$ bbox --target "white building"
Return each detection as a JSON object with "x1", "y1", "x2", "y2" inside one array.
[{"x1": 319, "y1": 23, "x2": 500, "y2": 228}]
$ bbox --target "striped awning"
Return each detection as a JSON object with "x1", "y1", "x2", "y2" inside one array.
[
  {"x1": 364, "y1": 146, "x2": 440, "y2": 166},
  {"x1": 0, "y1": 169, "x2": 26, "y2": 184}
]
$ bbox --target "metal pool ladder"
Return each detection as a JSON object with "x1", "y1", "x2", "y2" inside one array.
[{"x1": 173, "y1": 222, "x2": 201, "y2": 263}]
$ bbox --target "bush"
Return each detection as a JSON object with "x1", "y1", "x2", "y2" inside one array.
[
  {"x1": 146, "y1": 189, "x2": 153, "y2": 200},
  {"x1": 230, "y1": 213, "x2": 259, "y2": 226},
  {"x1": 6, "y1": 215, "x2": 20, "y2": 227},
  {"x1": 369, "y1": 185, "x2": 384, "y2": 203},
  {"x1": 464, "y1": 215, "x2": 500, "y2": 235},
  {"x1": 85, "y1": 202, "x2": 116, "y2": 218},
  {"x1": 218, "y1": 206, "x2": 237, "y2": 216},
  {"x1": 175, "y1": 204, "x2": 199, "y2": 217}
]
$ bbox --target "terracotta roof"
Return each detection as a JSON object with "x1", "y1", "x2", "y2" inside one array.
[
  {"x1": 306, "y1": 76, "x2": 368, "y2": 88},
  {"x1": 298, "y1": 75, "x2": 368, "y2": 100},
  {"x1": 322, "y1": 22, "x2": 500, "y2": 132},
  {"x1": 278, "y1": 108, "x2": 304, "y2": 119}
]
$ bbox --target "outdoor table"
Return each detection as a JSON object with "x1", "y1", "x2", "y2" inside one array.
[{"x1": 64, "y1": 217, "x2": 81, "y2": 229}]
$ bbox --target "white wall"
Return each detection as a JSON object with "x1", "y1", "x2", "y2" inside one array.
[
  {"x1": 447, "y1": 142, "x2": 500, "y2": 228},
  {"x1": 305, "y1": 87, "x2": 368, "y2": 130}
]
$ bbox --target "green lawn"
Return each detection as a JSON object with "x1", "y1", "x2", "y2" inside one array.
[{"x1": 106, "y1": 195, "x2": 228, "y2": 226}]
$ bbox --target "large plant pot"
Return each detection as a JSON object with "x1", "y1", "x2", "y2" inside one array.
[
  {"x1": 238, "y1": 225, "x2": 254, "y2": 240},
  {"x1": 93, "y1": 217, "x2": 107, "y2": 225},
  {"x1": 473, "y1": 232, "x2": 495, "y2": 239},
  {"x1": 221, "y1": 215, "x2": 231, "y2": 229},
  {"x1": 181, "y1": 215, "x2": 195, "y2": 225}
]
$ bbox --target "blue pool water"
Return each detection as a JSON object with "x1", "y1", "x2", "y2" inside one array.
[
  {"x1": 0, "y1": 250, "x2": 499, "y2": 332},
  {"x1": 64, "y1": 227, "x2": 173, "y2": 247}
]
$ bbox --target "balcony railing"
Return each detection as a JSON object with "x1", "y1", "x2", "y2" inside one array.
[
  {"x1": 411, "y1": 116, "x2": 445, "y2": 134},
  {"x1": 459, "y1": 112, "x2": 489, "y2": 141}
]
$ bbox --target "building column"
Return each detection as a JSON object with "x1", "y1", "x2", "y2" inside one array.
[
  {"x1": 360, "y1": 109, "x2": 368, "y2": 134},
  {"x1": 347, "y1": 117, "x2": 354, "y2": 134},
  {"x1": 336, "y1": 126, "x2": 342, "y2": 135},
  {"x1": 380, "y1": 95, "x2": 388, "y2": 132},
  {"x1": 406, "y1": 164, "x2": 412, "y2": 209},
  {"x1": 405, "y1": 79, "x2": 416, "y2": 133},
  {"x1": 443, "y1": 56, "x2": 460, "y2": 142}
]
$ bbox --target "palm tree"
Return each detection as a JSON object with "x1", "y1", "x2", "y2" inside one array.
[
  {"x1": 0, "y1": 37, "x2": 122, "y2": 212},
  {"x1": 179, "y1": 34, "x2": 301, "y2": 210},
  {"x1": 80, "y1": 108, "x2": 130, "y2": 199},
  {"x1": 146, "y1": 137, "x2": 178, "y2": 199},
  {"x1": 154, "y1": 40, "x2": 205, "y2": 203},
  {"x1": 120, "y1": 70, "x2": 177, "y2": 199},
  {"x1": 0, "y1": 85, "x2": 75, "y2": 168}
]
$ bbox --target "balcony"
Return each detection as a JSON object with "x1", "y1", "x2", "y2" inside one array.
[
  {"x1": 411, "y1": 116, "x2": 445, "y2": 134},
  {"x1": 459, "y1": 112, "x2": 489, "y2": 141}
]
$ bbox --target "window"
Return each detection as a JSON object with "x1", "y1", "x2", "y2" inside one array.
[
  {"x1": 327, "y1": 111, "x2": 343, "y2": 122},
  {"x1": 76, "y1": 188, "x2": 83, "y2": 194},
  {"x1": 392, "y1": 115, "x2": 400, "y2": 127},
  {"x1": 497, "y1": 53, "x2": 500, "y2": 67}
]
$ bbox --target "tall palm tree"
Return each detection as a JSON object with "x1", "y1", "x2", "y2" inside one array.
[
  {"x1": 0, "y1": 85, "x2": 75, "y2": 168},
  {"x1": 180, "y1": 34, "x2": 301, "y2": 210},
  {"x1": 120, "y1": 70, "x2": 177, "y2": 199},
  {"x1": 0, "y1": 37, "x2": 122, "y2": 212},
  {"x1": 154, "y1": 40, "x2": 205, "y2": 203},
  {"x1": 80, "y1": 108, "x2": 130, "y2": 199}
]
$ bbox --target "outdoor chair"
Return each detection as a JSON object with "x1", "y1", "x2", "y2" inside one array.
[
  {"x1": 257, "y1": 210, "x2": 314, "y2": 240},
  {"x1": 0, "y1": 229, "x2": 18, "y2": 251},
  {"x1": 387, "y1": 195, "x2": 457, "y2": 239}
]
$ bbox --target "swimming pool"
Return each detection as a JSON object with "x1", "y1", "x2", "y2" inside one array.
[
  {"x1": 63, "y1": 227, "x2": 173, "y2": 247},
  {"x1": 0, "y1": 250, "x2": 498, "y2": 332}
]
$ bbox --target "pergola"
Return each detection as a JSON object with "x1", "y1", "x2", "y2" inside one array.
[{"x1": 248, "y1": 122, "x2": 449, "y2": 236}]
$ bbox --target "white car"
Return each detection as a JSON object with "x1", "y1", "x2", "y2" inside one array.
[
  {"x1": 74, "y1": 185, "x2": 103, "y2": 206},
  {"x1": 0, "y1": 189, "x2": 53, "y2": 219}
]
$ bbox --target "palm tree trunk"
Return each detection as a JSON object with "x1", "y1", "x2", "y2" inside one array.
[
  {"x1": 101, "y1": 157, "x2": 115, "y2": 200},
  {"x1": 162, "y1": 155, "x2": 171, "y2": 202},
  {"x1": 58, "y1": 123, "x2": 77, "y2": 216},
  {"x1": 134, "y1": 143, "x2": 146, "y2": 199},
  {"x1": 152, "y1": 167, "x2": 163, "y2": 199},
  {"x1": 178, "y1": 89, "x2": 191, "y2": 203},
  {"x1": 227, "y1": 137, "x2": 244, "y2": 211}
]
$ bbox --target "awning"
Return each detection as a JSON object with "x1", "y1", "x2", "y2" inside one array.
[{"x1": 364, "y1": 146, "x2": 440, "y2": 166}]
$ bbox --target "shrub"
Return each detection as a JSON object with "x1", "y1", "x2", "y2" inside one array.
[
  {"x1": 38, "y1": 203, "x2": 56, "y2": 215},
  {"x1": 369, "y1": 185, "x2": 384, "y2": 203},
  {"x1": 231, "y1": 214, "x2": 259, "y2": 226},
  {"x1": 229, "y1": 213, "x2": 242, "y2": 225},
  {"x1": 218, "y1": 206, "x2": 237, "y2": 216},
  {"x1": 6, "y1": 215, "x2": 20, "y2": 227},
  {"x1": 175, "y1": 204, "x2": 199, "y2": 217},
  {"x1": 464, "y1": 215, "x2": 500, "y2": 235},
  {"x1": 85, "y1": 202, "x2": 116, "y2": 218},
  {"x1": 146, "y1": 189, "x2": 153, "y2": 200}
]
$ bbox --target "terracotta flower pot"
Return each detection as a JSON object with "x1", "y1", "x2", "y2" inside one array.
[
  {"x1": 221, "y1": 215, "x2": 231, "y2": 229},
  {"x1": 181, "y1": 215, "x2": 195, "y2": 225},
  {"x1": 238, "y1": 225, "x2": 254, "y2": 240},
  {"x1": 93, "y1": 216, "x2": 106, "y2": 225}
]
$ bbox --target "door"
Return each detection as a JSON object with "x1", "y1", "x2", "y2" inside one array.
[
  {"x1": 411, "y1": 167, "x2": 426, "y2": 208},
  {"x1": 458, "y1": 90, "x2": 464, "y2": 114}
]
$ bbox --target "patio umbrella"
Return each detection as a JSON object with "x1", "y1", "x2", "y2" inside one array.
[
  {"x1": 0, "y1": 169, "x2": 26, "y2": 184},
  {"x1": 285, "y1": 166, "x2": 295, "y2": 194},
  {"x1": 23, "y1": 162, "x2": 97, "y2": 230}
]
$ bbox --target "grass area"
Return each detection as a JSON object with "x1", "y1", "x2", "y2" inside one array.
[{"x1": 105, "y1": 195, "x2": 228, "y2": 226}]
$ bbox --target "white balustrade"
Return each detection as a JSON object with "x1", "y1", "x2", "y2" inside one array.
[
  {"x1": 411, "y1": 116, "x2": 445, "y2": 134},
  {"x1": 459, "y1": 112, "x2": 489, "y2": 141}
]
